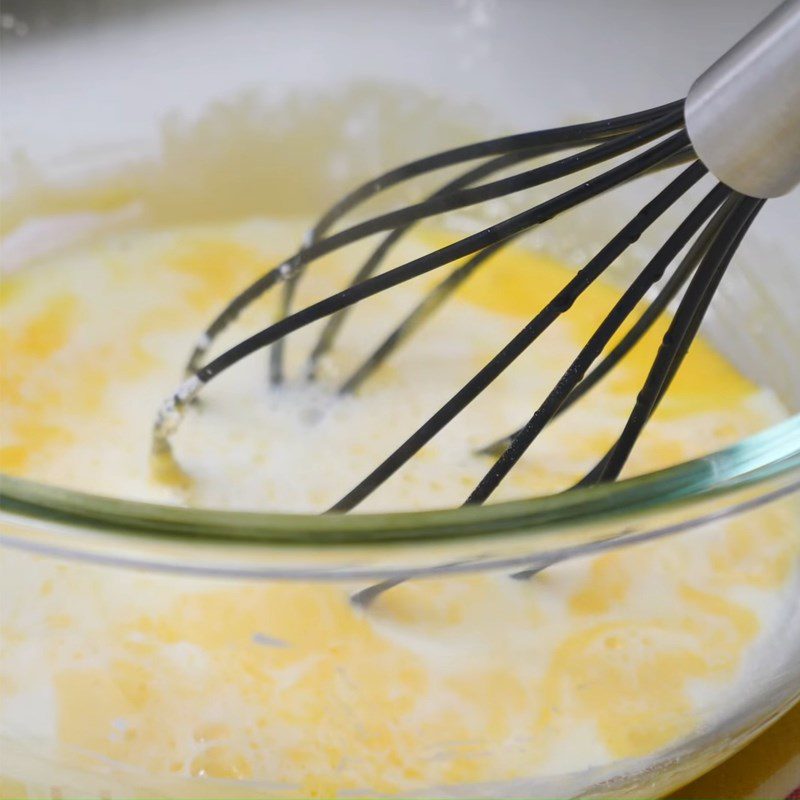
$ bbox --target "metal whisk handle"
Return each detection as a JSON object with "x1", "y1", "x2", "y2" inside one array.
[{"x1": 686, "y1": 0, "x2": 800, "y2": 198}]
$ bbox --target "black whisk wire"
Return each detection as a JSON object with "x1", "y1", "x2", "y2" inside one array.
[
  {"x1": 464, "y1": 181, "x2": 730, "y2": 506},
  {"x1": 477, "y1": 193, "x2": 734, "y2": 457},
  {"x1": 185, "y1": 102, "x2": 684, "y2": 377},
  {"x1": 271, "y1": 148, "x2": 545, "y2": 385},
  {"x1": 578, "y1": 194, "x2": 765, "y2": 487},
  {"x1": 268, "y1": 101, "x2": 683, "y2": 382},
  {"x1": 328, "y1": 157, "x2": 705, "y2": 513},
  {"x1": 336, "y1": 144, "x2": 696, "y2": 397},
  {"x1": 301, "y1": 147, "x2": 558, "y2": 382},
  {"x1": 192, "y1": 130, "x2": 690, "y2": 389},
  {"x1": 293, "y1": 110, "x2": 685, "y2": 380},
  {"x1": 348, "y1": 191, "x2": 745, "y2": 604}
]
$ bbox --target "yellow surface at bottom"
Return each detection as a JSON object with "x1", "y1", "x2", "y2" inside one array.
[{"x1": 671, "y1": 700, "x2": 800, "y2": 799}]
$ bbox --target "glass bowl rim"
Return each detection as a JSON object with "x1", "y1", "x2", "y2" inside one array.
[{"x1": 1, "y1": 413, "x2": 798, "y2": 547}]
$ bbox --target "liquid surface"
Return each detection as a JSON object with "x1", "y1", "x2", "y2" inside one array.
[
  {"x1": 0, "y1": 219, "x2": 777, "y2": 510},
  {"x1": 1, "y1": 220, "x2": 798, "y2": 796}
]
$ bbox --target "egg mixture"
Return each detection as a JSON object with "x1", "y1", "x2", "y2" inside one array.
[{"x1": 1, "y1": 219, "x2": 798, "y2": 796}]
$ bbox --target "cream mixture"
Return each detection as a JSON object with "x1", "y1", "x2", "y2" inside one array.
[{"x1": 1, "y1": 218, "x2": 799, "y2": 796}]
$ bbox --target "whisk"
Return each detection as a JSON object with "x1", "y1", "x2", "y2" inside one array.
[{"x1": 154, "y1": 2, "x2": 800, "y2": 529}]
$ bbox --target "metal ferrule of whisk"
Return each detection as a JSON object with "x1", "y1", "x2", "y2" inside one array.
[{"x1": 685, "y1": 0, "x2": 800, "y2": 199}]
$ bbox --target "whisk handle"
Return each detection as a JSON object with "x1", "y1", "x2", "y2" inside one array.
[{"x1": 685, "y1": 0, "x2": 800, "y2": 198}]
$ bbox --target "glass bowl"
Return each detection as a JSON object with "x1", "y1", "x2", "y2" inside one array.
[{"x1": 1, "y1": 1, "x2": 799, "y2": 798}]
